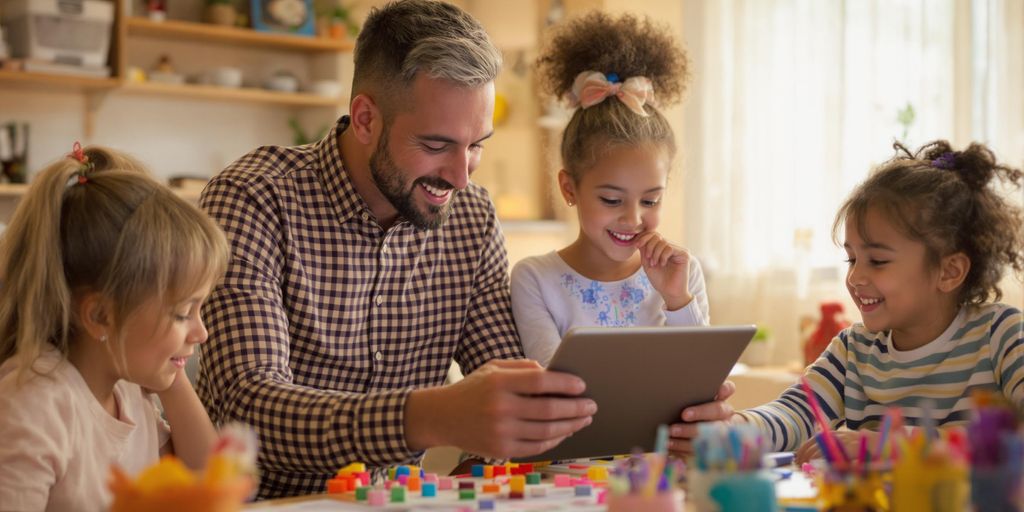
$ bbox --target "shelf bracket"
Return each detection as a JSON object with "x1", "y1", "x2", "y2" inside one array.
[{"x1": 83, "y1": 90, "x2": 111, "y2": 139}]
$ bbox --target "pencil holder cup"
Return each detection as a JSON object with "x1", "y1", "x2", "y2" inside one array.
[
  {"x1": 606, "y1": 489, "x2": 684, "y2": 512},
  {"x1": 892, "y1": 460, "x2": 968, "y2": 512},
  {"x1": 815, "y1": 465, "x2": 891, "y2": 512},
  {"x1": 689, "y1": 469, "x2": 777, "y2": 512},
  {"x1": 971, "y1": 466, "x2": 1023, "y2": 512}
]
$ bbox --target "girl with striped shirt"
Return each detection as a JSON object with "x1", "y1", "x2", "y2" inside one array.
[{"x1": 737, "y1": 140, "x2": 1024, "y2": 462}]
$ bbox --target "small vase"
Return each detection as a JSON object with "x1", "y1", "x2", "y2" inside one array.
[
  {"x1": 329, "y1": 22, "x2": 347, "y2": 39},
  {"x1": 206, "y1": 5, "x2": 238, "y2": 26}
]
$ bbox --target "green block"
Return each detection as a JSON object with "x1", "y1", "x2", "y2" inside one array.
[
  {"x1": 355, "y1": 486, "x2": 369, "y2": 501},
  {"x1": 459, "y1": 489, "x2": 476, "y2": 500},
  {"x1": 391, "y1": 486, "x2": 406, "y2": 503},
  {"x1": 526, "y1": 472, "x2": 542, "y2": 485}
]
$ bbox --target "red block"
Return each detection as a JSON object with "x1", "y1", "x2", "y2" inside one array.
[{"x1": 327, "y1": 478, "x2": 349, "y2": 494}]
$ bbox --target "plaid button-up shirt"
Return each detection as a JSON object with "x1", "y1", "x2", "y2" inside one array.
[{"x1": 197, "y1": 117, "x2": 524, "y2": 499}]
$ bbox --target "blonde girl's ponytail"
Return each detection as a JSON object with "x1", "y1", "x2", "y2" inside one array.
[{"x1": 0, "y1": 146, "x2": 152, "y2": 379}]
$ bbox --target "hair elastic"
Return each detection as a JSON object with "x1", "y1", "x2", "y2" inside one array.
[{"x1": 67, "y1": 141, "x2": 94, "y2": 186}]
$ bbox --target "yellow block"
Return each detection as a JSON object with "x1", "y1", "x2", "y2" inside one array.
[
  {"x1": 587, "y1": 466, "x2": 609, "y2": 482},
  {"x1": 510, "y1": 475, "x2": 526, "y2": 493},
  {"x1": 338, "y1": 462, "x2": 366, "y2": 477}
]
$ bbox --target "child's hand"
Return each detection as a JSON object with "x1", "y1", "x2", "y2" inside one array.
[
  {"x1": 636, "y1": 232, "x2": 692, "y2": 310},
  {"x1": 794, "y1": 430, "x2": 879, "y2": 465},
  {"x1": 667, "y1": 381, "x2": 736, "y2": 458}
]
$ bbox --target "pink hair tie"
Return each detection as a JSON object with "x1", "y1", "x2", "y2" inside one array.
[
  {"x1": 66, "y1": 141, "x2": 93, "y2": 186},
  {"x1": 568, "y1": 71, "x2": 655, "y2": 117}
]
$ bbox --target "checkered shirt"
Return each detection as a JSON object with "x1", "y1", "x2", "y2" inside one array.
[{"x1": 197, "y1": 117, "x2": 524, "y2": 499}]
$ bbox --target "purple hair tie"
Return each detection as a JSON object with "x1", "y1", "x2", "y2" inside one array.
[{"x1": 932, "y1": 151, "x2": 957, "y2": 170}]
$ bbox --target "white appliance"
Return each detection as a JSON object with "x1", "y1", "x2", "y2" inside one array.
[{"x1": 3, "y1": 0, "x2": 113, "y2": 71}]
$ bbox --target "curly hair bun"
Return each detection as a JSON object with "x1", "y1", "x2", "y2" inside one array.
[
  {"x1": 917, "y1": 140, "x2": 1021, "y2": 192},
  {"x1": 537, "y1": 11, "x2": 689, "y2": 107}
]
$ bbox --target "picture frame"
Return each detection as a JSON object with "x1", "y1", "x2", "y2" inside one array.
[{"x1": 250, "y1": 0, "x2": 315, "y2": 36}]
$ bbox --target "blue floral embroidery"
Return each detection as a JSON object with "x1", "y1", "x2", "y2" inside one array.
[{"x1": 561, "y1": 273, "x2": 654, "y2": 326}]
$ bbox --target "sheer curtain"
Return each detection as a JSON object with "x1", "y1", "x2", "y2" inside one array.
[{"x1": 679, "y1": 0, "x2": 1022, "y2": 364}]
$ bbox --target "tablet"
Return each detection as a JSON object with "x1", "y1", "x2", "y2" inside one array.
[{"x1": 514, "y1": 325, "x2": 756, "y2": 462}]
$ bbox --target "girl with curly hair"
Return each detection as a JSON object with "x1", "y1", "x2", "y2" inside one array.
[
  {"x1": 511, "y1": 12, "x2": 730, "y2": 456},
  {"x1": 737, "y1": 140, "x2": 1024, "y2": 463},
  {"x1": 513, "y1": 12, "x2": 703, "y2": 364}
]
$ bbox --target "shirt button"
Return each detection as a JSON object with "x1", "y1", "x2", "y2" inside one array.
[
  {"x1": 382, "y1": 243, "x2": 389, "y2": 253},
  {"x1": 374, "y1": 295, "x2": 383, "y2": 306},
  {"x1": 374, "y1": 351, "x2": 383, "y2": 361},
  {"x1": 360, "y1": 212, "x2": 369, "y2": 221}
]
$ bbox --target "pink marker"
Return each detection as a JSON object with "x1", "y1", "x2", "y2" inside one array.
[{"x1": 800, "y1": 376, "x2": 847, "y2": 468}]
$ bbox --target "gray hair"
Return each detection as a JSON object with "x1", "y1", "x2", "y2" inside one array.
[{"x1": 353, "y1": 0, "x2": 501, "y2": 109}]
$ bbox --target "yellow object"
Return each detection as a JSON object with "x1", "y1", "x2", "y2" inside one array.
[
  {"x1": 816, "y1": 467, "x2": 891, "y2": 511},
  {"x1": 510, "y1": 475, "x2": 526, "y2": 493},
  {"x1": 205, "y1": 455, "x2": 235, "y2": 485},
  {"x1": 126, "y1": 66, "x2": 147, "y2": 83},
  {"x1": 135, "y1": 456, "x2": 196, "y2": 493},
  {"x1": 109, "y1": 454, "x2": 252, "y2": 512},
  {"x1": 891, "y1": 434, "x2": 969, "y2": 512},
  {"x1": 587, "y1": 466, "x2": 609, "y2": 482},
  {"x1": 337, "y1": 462, "x2": 366, "y2": 477},
  {"x1": 493, "y1": 93, "x2": 509, "y2": 126},
  {"x1": 892, "y1": 454, "x2": 967, "y2": 511}
]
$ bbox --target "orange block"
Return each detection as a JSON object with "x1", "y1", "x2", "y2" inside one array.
[
  {"x1": 327, "y1": 478, "x2": 349, "y2": 494},
  {"x1": 407, "y1": 476, "x2": 422, "y2": 492},
  {"x1": 482, "y1": 483, "x2": 501, "y2": 494}
]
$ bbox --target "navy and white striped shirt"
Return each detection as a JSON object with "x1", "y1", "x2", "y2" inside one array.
[{"x1": 739, "y1": 303, "x2": 1024, "y2": 451}]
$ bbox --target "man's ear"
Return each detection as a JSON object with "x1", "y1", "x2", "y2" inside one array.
[
  {"x1": 349, "y1": 93, "x2": 381, "y2": 145},
  {"x1": 77, "y1": 292, "x2": 113, "y2": 342},
  {"x1": 937, "y1": 252, "x2": 971, "y2": 294},
  {"x1": 557, "y1": 170, "x2": 577, "y2": 206}
]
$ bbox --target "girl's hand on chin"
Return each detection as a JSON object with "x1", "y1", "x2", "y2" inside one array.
[{"x1": 636, "y1": 232, "x2": 692, "y2": 310}]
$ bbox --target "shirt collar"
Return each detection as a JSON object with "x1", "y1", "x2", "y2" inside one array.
[{"x1": 317, "y1": 116, "x2": 371, "y2": 225}]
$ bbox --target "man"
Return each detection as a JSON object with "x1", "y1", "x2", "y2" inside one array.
[{"x1": 197, "y1": 0, "x2": 732, "y2": 499}]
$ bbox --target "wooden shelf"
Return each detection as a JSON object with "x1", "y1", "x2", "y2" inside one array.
[
  {"x1": 120, "y1": 81, "x2": 344, "y2": 107},
  {"x1": 0, "y1": 69, "x2": 118, "y2": 92},
  {"x1": 0, "y1": 184, "x2": 27, "y2": 198},
  {"x1": 126, "y1": 17, "x2": 354, "y2": 53}
]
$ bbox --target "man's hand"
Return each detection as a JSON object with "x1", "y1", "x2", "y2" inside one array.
[
  {"x1": 405, "y1": 360, "x2": 596, "y2": 459},
  {"x1": 668, "y1": 380, "x2": 736, "y2": 458}
]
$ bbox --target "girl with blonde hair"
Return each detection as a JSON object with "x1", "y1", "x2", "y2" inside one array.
[{"x1": 0, "y1": 144, "x2": 230, "y2": 511}]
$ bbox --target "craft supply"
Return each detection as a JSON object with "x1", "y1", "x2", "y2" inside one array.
[
  {"x1": 891, "y1": 405, "x2": 969, "y2": 512},
  {"x1": 800, "y1": 376, "x2": 847, "y2": 469},
  {"x1": 968, "y1": 390, "x2": 1022, "y2": 512},
  {"x1": 691, "y1": 423, "x2": 777, "y2": 512}
]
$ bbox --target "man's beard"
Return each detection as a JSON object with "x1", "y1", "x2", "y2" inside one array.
[{"x1": 369, "y1": 130, "x2": 456, "y2": 230}]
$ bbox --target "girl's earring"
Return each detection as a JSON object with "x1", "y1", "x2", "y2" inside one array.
[
  {"x1": 567, "y1": 201, "x2": 575, "y2": 207},
  {"x1": 99, "y1": 334, "x2": 108, "y2": 343}
]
